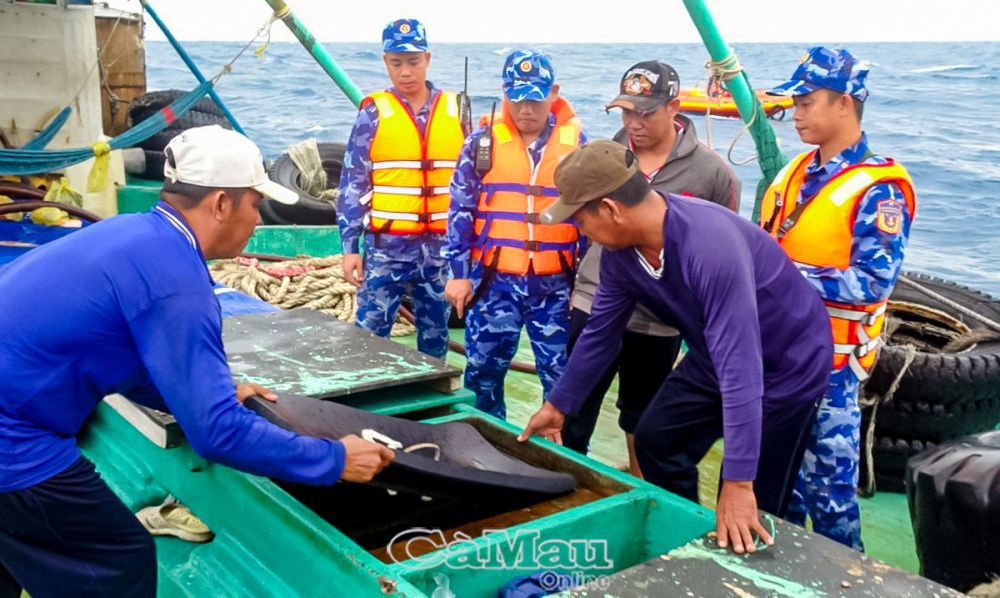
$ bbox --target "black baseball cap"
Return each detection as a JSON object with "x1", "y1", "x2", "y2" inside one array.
[{"x1": 606, "y1": 61, "x2": 681, "y2": 113}]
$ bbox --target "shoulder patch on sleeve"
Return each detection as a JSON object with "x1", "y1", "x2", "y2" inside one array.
[{"x1": 875, "y1": 199, "x2": 903, "y2": 234}]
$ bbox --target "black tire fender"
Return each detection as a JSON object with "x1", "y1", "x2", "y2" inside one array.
[
  {"x1": 869, "y1": 273, "x2": 1000, "y2": 406},
  {"x1": 260, "y1": 142, "x2": 345, "y2": 226}
]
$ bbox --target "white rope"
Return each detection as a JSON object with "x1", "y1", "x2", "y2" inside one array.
[
  {"x1": 68, "y1": 8, "x2": 128, "y2": 113},
  {"x1": 210, "y1": 7, "x2": 286, "y2": 81},
  {"x1": 859, "y1": 344, "x2": 918, "y2": 497},
  {"x1": 403, "y1": 442, "x2": 442, "y2": 461},
  {"x1": 726, "y1": 107, "x2": 760, "y2": 166},
  {"x1": 707, "y1": 52, "x2": 744, "y2": 82},
  {"x1": 899, "y1": 275, "x2": 1000, "y2": 333},
  {"x1": 698, "y1": 51, "x2": 763, "y2": 166}
]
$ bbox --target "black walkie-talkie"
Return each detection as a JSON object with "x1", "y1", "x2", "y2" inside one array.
[
  {"x1": 475, "y1": 101, "x2": 496, "y2": 175},
  {"x1": 457, "y1": 56, "x2": 472, "y2": 136}
]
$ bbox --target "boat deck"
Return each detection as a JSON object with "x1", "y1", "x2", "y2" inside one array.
[{"x1": 396, "y1": 330, "x2": 923, "y2": 575}]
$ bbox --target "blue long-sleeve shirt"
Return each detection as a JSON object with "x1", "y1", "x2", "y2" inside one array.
[
  {"x1": 338, "y1": 82, "x2": 446, "y2": 258},
  {"x1": 442, "y1": 115, "x2": 588, "y2": 293},
  {"x1": 546, "y1": 195, "x2": 831, "y2": 481},
  {"x1": 0, "y1": 202, "x2": 345, "y2": 492},
  {"x1": 796, "y1": 133, "x2": 912, "y2": 304}
]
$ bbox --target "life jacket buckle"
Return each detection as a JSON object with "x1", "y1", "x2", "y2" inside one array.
[
  {"x1": 525, "y1": 213, "x2": 542, "y2": 224},
  {"x1": 854, "y1": 338, "x2": 880, "y2": 358},
  {"x1": 524, "y1": 240, "x2": 541, "y2": 252},
  {"x1": 526, "y1": 184, "x2": 545, "y2": 196}
]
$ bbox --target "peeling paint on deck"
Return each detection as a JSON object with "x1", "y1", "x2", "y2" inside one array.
[
  {"x1": 565, "y1": 520, "x2": 963, "y2": 597},
  {"x1": 222, "y1": 309, "x2": 459, "y2": 398}
]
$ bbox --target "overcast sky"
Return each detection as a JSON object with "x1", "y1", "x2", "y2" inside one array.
[{"x1": 109, "y1": 0, "x2": 999, "y2": 44}]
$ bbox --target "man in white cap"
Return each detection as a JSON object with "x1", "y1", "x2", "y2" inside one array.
[{"x1": 0, "y1": 126, "x2": 394, "y2": 597}]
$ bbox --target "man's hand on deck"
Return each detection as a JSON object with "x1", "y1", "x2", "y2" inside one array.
[
  {"x1": 339, "y1": 434, "x2": 395, "y2": 482},
  {"x1": 518, "y1": 401, "x2": 566, "y2": 445},
  {"x1": 235, "y1": 383, "x2": 277, "y2": 404},
  {"x1": 445, "y1": 279, "x2": 474, "y2": 318},
  {"x1": 715, "y1": 480, "x2": 773, "y2": 554},
  {"x1": 343, "y1": 253, "x2": 364, "y2": 287}
]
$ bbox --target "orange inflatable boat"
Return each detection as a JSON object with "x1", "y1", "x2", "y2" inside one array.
[{"x1": 677, "y1": 87, "x2": 793, "y2": 120}]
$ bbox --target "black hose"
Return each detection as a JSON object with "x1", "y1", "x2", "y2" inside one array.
[
  {"x1": 0, "y1": 200, "x2": 102, "y2": 222},
  {"x1": 396, "y1": 304, "x2": 538, "y2": 375},
  {"x1": 0, "y1": 183, "x2": 46, "y2": 201}
]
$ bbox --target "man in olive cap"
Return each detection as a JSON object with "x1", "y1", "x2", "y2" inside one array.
[{"x1": 520, "y1": 140, "x2": 831, "y2": 555}]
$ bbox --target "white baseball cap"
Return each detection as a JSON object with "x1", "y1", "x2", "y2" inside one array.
[{"x1": 163, "y1": 125, "x2": 299, "y2": 205}]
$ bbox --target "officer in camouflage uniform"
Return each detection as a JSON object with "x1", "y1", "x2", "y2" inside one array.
[
  {"x1": 763, "y1": 47, "x2": 917, "y2": 550},
  {"x1": 338, "y1": 19, "x2": 460, "y2": 359},
  {"x1": 443, "y1": 50, "x2": 588, "y2": 419}
]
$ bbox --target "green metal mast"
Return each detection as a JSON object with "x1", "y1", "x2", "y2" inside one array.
[
  {"x1": 683, "y1": 0, "x2": 789, "y2": 220},
  {"x1": 263, "y1": 0, "x2": 365, "y2": 108}
]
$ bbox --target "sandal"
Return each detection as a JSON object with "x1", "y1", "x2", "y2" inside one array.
[{"x1": 136, "y1": 496, "x2": 214, "y2": 543}]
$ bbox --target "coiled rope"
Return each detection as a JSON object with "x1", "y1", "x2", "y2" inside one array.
[
  {"x1": 209, "y1": 255, "x2": 416, "y2": 337},
  {"x1": 702, "y1": 53, "x2": 761, "y2": 166},
  {"x1": 698, "y1": 49, "x2": 789, "y2": 221}
]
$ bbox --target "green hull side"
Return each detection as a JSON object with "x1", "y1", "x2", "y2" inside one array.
[{"x1": 79, "y1": 400, "x2": 715, "y2": 597}]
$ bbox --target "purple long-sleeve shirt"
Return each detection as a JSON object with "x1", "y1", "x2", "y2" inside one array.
[{"x1": 547, "y1": 194, "x2": 831, "y2": 481}]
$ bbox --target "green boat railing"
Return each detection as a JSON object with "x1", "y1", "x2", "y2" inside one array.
[{"x1": 80, "y1": 398, "x2": 715, "y2": 597}]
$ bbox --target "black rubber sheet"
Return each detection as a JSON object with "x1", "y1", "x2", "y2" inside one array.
[{"x1": 245, "y1": 393, "x2": 576, "y2": 500}]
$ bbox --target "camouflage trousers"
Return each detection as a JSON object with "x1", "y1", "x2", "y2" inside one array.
[
  {"x1": 464, "y1": 282, "x2": 571, "y2": 420},
  {"x1": 355, "y1": 245, "x2": 450, "y2": 359},
  {"x1": 785, "y1": 367, "x2": 864, "y2": 551}
]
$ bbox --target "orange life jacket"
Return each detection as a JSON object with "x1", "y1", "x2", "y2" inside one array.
[
  {"x1": 471, "y1": 97, "x2": 582, "y2": 276},
  {"x1": 363, "y1": 90, "x2": 465, "y2": 235},
  {"x1": 759, "y1": 150, "x2": 917, "y2": 380}
]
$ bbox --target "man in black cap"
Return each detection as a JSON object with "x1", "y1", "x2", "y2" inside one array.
[{"x1": 561, "y1": 61, "x2": 742, "y2": 474}]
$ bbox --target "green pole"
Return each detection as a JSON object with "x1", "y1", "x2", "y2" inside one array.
[
  {"x1": 682, "y1": 0, "x2": 788, "y2": 220},
  {"x1": 682, "y1": 0, "x2": 758, "y2": 126},
  {"x1": 263, "y1": 0, "x2": 364, "y2": 108}
]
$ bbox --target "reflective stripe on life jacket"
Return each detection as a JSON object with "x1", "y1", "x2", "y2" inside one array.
[
  {"x1": 364, "y1": 90, "x2": 465, "y2": 235},
  {"x1": 471, "y1": 97, "x2": 582, "y2": 276}
]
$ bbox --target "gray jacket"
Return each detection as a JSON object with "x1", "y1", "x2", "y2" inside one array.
[{"x1": 572, "y1": 115, "x2": 742, "y2": 336}]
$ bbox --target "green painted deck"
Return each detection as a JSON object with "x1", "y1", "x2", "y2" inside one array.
[
  {"x1": 396, "y1": 329, "x2": 922, "y2": 575},
  {"x1": 118, "y1": 177, "x2": 344, "y2": 259}
]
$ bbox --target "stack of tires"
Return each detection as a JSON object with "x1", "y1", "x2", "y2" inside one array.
[
  {"x1": 864, "y1": 273, "x2": 1000, "y2": 491},
  {"x1": 127, "y1": 90, "x2": 232, "y2": 180}
]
